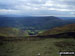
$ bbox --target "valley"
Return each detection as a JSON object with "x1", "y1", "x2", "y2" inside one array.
[{"x1": 0, "y1": 16, "x2": 75, "y2": 56}]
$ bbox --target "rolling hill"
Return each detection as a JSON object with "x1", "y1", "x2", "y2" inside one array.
[{"x1": 38, "y1": 24, "x2": 75, "y2": 36}]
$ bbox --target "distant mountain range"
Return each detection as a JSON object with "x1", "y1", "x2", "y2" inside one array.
[
  {"x1": 60, "y1": 17, "x2": 75, "y2": 24},
  {"x1": 0, "y1": 16, "x2": 75, "y2": 30},
  {"x1": 60, "y1": 17, "x2": 75, "y2": 20}
]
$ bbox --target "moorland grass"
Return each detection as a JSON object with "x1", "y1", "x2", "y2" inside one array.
[{"x1": 0, "y1": 38, "x2": 75, "y2": 56}]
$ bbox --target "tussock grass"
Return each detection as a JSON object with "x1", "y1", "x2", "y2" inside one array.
[{"x1": 0, "y1": 38, "x2": 75, "y2": 56}]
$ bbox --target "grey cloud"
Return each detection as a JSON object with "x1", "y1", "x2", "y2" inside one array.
[{"x1": 0, "y1": 0, "x2": 75, "y2": 16}]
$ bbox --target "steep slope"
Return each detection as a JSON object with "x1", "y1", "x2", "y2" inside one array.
[{"x1": 39, "y1": 24, "x2": 75, "y2": 36}]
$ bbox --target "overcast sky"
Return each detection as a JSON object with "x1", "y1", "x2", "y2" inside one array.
[{"x1": 0, "y1": 0, "x2": 75, "y2": 17}]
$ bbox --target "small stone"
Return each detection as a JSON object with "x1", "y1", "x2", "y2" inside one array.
[{"x1": 37, "y1": 53, "x2": 41, "y2": 56}]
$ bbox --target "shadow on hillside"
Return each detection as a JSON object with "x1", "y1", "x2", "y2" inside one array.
[
  {"x1": 0, "y1": 32, "x2": 75, "y2": 42},
  {"x1": 37, "y1": 32, "x2": 75, "y2": 38}
]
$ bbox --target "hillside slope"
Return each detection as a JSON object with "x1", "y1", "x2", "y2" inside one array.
[
  {"x1": 39, "y1": 24, "x2": 75, "y2": 36},
  {"x1": 0, "y1": 27, "x2": 28, "y2": 37}
]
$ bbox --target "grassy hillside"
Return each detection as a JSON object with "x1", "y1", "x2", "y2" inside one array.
[
  {"x1": 0, "y1": 24, "x2": 75, "y2": 56},
  {"x1": 0, "y1": 27, "x2": 28, "y2": 37},
  {"x1": 0, "y1": 38, "x2": 75, "y2": 56},
  {"x1": 39, "y1": 24, "x2": 75, "y2": 36},
  {"x1": 0, "y1": 23, "x2": 75, "y2": 56}
]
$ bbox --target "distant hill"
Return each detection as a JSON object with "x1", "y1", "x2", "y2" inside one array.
[
  {"x1": 38, "y1": 24, "x2": 75, "y2": 36},
  {"x1": 0, "y1": 16, "x2": 65, "y2": 30},
  {"x1": 60, "y1": 17, "x2": 75, "y2": 20},
  {"x1": 60, "y1": 17, "x2": 75, "y2": 24}
]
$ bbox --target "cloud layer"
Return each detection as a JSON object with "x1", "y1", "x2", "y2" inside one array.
[{"x1": 0, "y1": 0, "x2": 75, "y2": 17}]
